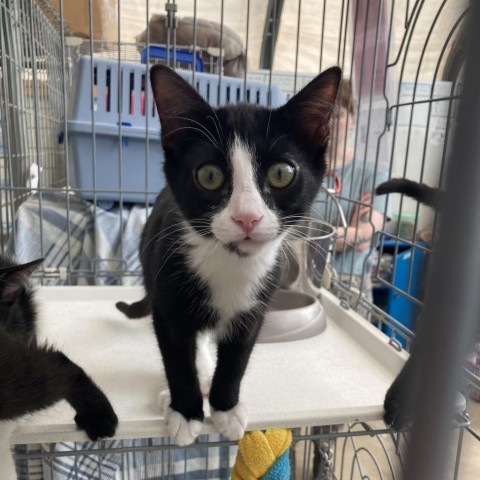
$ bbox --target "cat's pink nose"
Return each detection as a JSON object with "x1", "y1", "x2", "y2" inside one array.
[{"x1": 232, "y1": 212, "x2": 263, "y2": 236}]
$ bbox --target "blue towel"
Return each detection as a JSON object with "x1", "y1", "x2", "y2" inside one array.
[{"x1": 262, "y1": 450, "x2": 291, "y2": 480}]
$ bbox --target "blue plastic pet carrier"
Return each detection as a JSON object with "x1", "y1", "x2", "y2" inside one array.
[{"x1": 67, "y1": 56, "x2": 286, "y2": 204}]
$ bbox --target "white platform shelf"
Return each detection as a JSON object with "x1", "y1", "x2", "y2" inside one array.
[{"x1": 10, "y1": 287, "x2": 407, "y2": 445}]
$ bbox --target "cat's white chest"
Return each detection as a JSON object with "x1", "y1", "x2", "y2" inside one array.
[{"x1": 184, "y1": 232, "x2": 282, "y2": 328}]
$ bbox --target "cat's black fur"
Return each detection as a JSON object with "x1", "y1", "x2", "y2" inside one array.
[
  {"x1": 0, "y1": 256, "x2": 118, "y2": 439},
  {"x1": 375, "y1": 178, "x2": 443, "y2": 209},
  {"x1": 375, "y1": 178, "x2": 441, "y2": 430},
  {"x1": 117, "y1": 65, "x2": 341, "y2": 439}
]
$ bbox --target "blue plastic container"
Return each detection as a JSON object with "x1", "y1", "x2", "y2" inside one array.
[
  {"x1": 67, "y1": 56, "x2": 286, "y2": 204},
  {"x1": 141, "y1": 46, "x2": 204, "y2": 72}
]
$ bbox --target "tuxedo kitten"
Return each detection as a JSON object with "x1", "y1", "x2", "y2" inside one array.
[
  {"x1": 0, "y1": 257, "x2": 118, "y2": 479},
  {"x1": 117, "y1": 65, "x2": 341, "y2": 445}
]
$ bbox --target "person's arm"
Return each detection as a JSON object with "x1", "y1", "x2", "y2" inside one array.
[{"x1": 335, "y1": 193, "x2": 384, "y2": 252}]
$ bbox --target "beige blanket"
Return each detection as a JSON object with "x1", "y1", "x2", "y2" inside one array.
[{"x1": 136, "y1": 14, "x2": 246, "y2": 77}]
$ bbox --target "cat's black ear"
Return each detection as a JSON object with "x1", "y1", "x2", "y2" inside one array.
[
  {"x1": 282, "y1": 66, "x2": 342, "y2": 148},
  {"x1": 0, "y1": 258, "x2": 43, "y2": 303},
  {"x1": 150, "y1": 65, "x2": 211, "y2": 140}
]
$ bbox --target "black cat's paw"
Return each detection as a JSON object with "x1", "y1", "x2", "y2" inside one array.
[
  {"x1": 383, "y1": 384, "x2": 410, "y2": 431},
  {"x1": 75, "y1": 403, "x2": 118, "y2": 440}
]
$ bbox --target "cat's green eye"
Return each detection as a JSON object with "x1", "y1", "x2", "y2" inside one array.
[
  {"x1": 196, "y1": 164, "x2": 225, "y2": 191},
  {"x1": 267, "y1": 162, "x2": 296, "y2": 189}
]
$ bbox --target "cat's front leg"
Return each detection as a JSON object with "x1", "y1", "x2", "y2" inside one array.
[
  {"x1": 384, "y1": 353, "x2": 418, "y2": 431},
  {"x1": 153, "y1": 317, "x2": 204, "y2": 446},
  {"x1": 56, "y1": 352, "x2": 118, "y2": 440},
  {"x1": 209, "y1": 322, "x2": 260, "y2": 440}
]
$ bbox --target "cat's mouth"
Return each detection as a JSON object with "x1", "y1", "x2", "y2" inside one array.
[
  {"x1": 225, "y1": 242, "x2": 250, "y2": 257},
  {"x1": 225, "y1": 237, "x2": 270, "y2": 257}
]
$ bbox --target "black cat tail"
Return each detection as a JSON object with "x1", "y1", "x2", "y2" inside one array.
[
  {"x1": 116, "y1": 296, "x2": 151, "y2": 319},
  {"x1": 375, "y1": 178, "x2": 442, "y2": 209}
]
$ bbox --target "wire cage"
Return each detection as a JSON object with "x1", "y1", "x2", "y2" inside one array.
[{"x1": 1, "y1": 0, "x2": 480, "y2": 479}]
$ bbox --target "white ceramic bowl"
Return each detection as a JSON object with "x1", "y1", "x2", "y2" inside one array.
[{"x1": 257, "y1": 289, "x2": 327, "y2": 343}]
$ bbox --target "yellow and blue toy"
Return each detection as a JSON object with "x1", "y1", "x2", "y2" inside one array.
[{"x1": 231, "y1": 429, "x2": 292, "y2": 480}]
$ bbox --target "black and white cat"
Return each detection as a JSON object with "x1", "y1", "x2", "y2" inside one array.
[
  {"x1": 0, "y1": 257, "x2": 118, "y2": 479},
  {"x1": 117, "y1": 65, "x2": 341, "y2": 445}
]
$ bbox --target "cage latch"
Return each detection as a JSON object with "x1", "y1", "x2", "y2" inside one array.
[
  {"x1": 165, "y1": 2, "x2": 178, "y2": 29},
  {"x1": 43, "y1": 267, "x2": 67, "y2": 280}
]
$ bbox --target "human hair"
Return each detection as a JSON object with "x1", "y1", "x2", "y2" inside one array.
[{"x1": 339, "y1": 78, "x2": 355, "y2": 116}]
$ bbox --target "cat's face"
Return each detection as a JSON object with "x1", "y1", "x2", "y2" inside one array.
[
  {"x1": 151, "y1": 66, "x2": 341, "y2": 256},
  {"x1": 0, "y1": 256, "x2": 42, "y2": 341}
]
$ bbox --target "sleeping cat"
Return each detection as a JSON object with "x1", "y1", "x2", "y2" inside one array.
[
  {"x1": 0, "y1": 257, "x2": 118, "y2": 479},
  {"x1": 116, "y1": 65, "x2": 341, "y2": 445},
  {"x1": 375, "y1": 177, "x2": 440, "y2": 430}
]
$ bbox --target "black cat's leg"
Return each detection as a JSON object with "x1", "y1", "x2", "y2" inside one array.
[
  {"x1": 209, "y1": 321, "x2": 260, "y2": 440},
  {"x1": 384, "y1": 351, "x2": 419, "y2": 431},
  {"x1": 153, "y1": 317, "x2": 204, "y2": 445},
  {"x1": 60, "y1": 353, "x2": 118, "y2": 439},
  {"x1": 0, "y1": 331, "x2": 117, "y2": 440}
]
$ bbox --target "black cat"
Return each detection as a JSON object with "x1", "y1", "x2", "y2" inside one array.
[
  {"x1": 117, "y1": 65, "x2": 341, "y2": 445},
  {"x1": 375, "y1": 178, "x2": 443, "y2": 209},
  {"x1": 375, "y1": 178, "x2": 440, "y2": 429},
  {"x1": 0, "y1": 257, "x2": 118, "y2": 478}
]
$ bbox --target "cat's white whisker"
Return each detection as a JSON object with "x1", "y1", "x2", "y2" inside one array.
[
  {"x1": 265, "y1": 109, "x2": 272, "y2": 142},
  {"x1": 165, "y1": 115, "x2": 220, "y2": 149},
  {"x1": 153, "y1": 239, "x2": 192, "y2": 281},
  {"x1": 163, "y1": 125, "x2": 221, "y2": 151},
  {"x1": 206, "y1": 115, "x2": 224, "y2": 151},
  {"x1": 208, "y1": 105, "x2": 223, "y2": 137},
  {"x1": 143, "y1": 222, "x2": 211, "y2": 252},
  {"x1": 268, "y1": 134, "x2": 288, "y2": 153}
]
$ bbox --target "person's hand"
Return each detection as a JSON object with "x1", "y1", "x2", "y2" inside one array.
[
  {"x1": 350, "y1": 193, "x2": 372, "y2": 226},
  {"x1": 335, "y1": 192, "x2": 375, "y2": 252},
  {"x1": 335, "y1": 224, "x2": 372, "y2": 252}
]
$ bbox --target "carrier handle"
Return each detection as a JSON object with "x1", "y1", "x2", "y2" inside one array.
[{"x1": 140, "y1": 45, "x2": 204, "y2": 72}]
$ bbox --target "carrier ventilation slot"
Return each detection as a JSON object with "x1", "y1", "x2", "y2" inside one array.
[
  {"x1": 92, "y1": 66, "x2": 98, "y2": 111},
  {"x1": 129, "y1": 72, "x2": 135, "y2": 115},
  {"x1": 141, "y1": 74, "x2": 146, "y2": 116},
  {"x1": 105, "y1": 68, "x2": 111, "y2": 112}
]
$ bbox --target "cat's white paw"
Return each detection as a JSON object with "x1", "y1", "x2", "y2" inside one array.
[
  {"x1": 211, "y1": 403, "x2": 248, "y2": 440},
  {"x1": 159, "y1": 390, "x2": 203, "y2": 446},
  {"x1": 165, "y1": 407, "x2": 203, "y2": 446}
]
